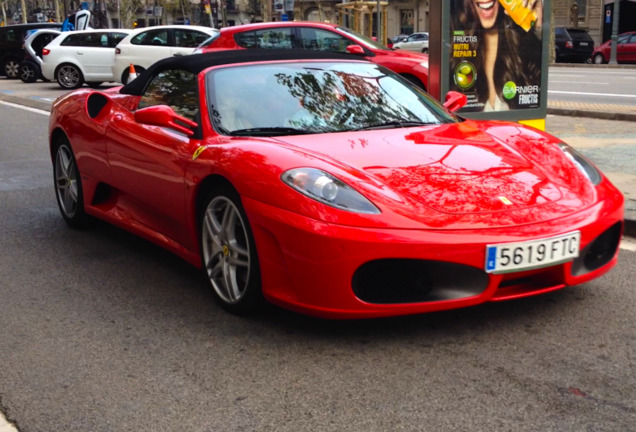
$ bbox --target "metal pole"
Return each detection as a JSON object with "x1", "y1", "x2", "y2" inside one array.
[{"x1": 609, "y1": 0, "x2": 620, "y2": 64}]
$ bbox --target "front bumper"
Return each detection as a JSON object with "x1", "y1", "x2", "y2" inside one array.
[{"x1": 243, "y1": 192, "x2": 623, "y2": 319}]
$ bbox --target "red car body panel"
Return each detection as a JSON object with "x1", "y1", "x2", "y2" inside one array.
[
  {"x1": 199, "y1": 21, "x2": 430, "y2": 89},
  {"x1": 592, "y1": 31, "x2": 636, "y2": 63},
  {"x1": 48, "y1": 59, "x2": 624, "y2": 319}
]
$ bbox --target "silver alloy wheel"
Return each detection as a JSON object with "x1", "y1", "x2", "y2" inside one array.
[
  {"x1": 4, "y1": 59, "x2": 19, "y2": 78},
  {"x1": 593, "y1": 54, "x2": 604, "y2": 64},
  {"x1": 201, "y1": 196, "x2": 251, "y2": 304},
  {"x1": 57, "y1": 64, "x2": 81, "y2": 89},
  {"x1": 20, "y1": 64, "x2": 36, "y2": 82},
  {"x1": 54, "y1": 144, "x2": 79, "y2": 218}
]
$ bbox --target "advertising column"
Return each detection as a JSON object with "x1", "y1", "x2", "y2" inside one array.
[{"x1": 430, "y1": 0, "x2": 549, "y2": 129}]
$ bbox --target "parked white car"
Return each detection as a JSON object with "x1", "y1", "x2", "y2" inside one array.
[
  {"x1": 392, "y1": 32, "x2": 429, "y2": 54},
  {"x1": 41, "y1": 29, "x2": 132, "y2": 89},
  {"x1": 112, "y1": 25, "x2": 218, "y2": 84}
]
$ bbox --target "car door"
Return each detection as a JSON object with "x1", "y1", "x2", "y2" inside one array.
[
  {"x1": 171, "y1": 29, "x2": 211, "y2": 56},
  {"x1": 618, "y1": 34, "x2": 636, "y2": 62},
  {"x1": 131, "y1": 28, "x2": 172, "y2": 66},
  {"x1": 105, "y1": 68, "x2": 200, "y2": 246},
  {"x1": 74, "y1": 32, "x2": 113, "y2": 80},
  {"x1": 403, "y1": 34, "x2": 424, "y2": 52}
]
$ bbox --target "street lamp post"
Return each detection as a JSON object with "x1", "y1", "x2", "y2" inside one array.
[{"x1": 609, "y1": 0, "x2": 620, "y2": 64}]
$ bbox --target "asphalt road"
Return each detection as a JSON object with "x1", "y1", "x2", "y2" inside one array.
[
  {"x1": 1, "y1": 102, "x2": 635, "y2": 432},
  {"x1": 548, "y1": 66, "x2": 636, "y2": 108}
]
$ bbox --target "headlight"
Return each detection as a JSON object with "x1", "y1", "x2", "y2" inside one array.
[
  {"x1": 558, "y1": 143, "x2": 602, "y2": 185},
  {"x1": 282, "y1": 168, "x2": 380, "y2": 214}
]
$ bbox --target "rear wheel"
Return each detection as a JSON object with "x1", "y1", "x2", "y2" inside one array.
[
  {"x1": 421, "y1": 47, "x2": 428, "y2": 54},
  {"x1": 2, "y1": 57, "x2": 20, "y2": 79},
  {"x1": 199, "y1": 184, "x2": 262, "y2": 315},
  {"x1": 19, "y1": 61, "x2": 38, "y2": 83},
  {"x1": 53, "y1": 137, "x2": 89, "y2": 228},
  {"x1": 56, "y1": 64, "x2": 84, "y2": 89}
]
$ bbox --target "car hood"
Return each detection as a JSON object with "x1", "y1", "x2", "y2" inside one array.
[{"x1": 274, "y1": 120, "x2": 597, "y2": 223}]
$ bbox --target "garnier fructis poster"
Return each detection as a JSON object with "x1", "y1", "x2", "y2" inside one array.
[{"x1": 449, "y1": 0, "x2": 543, "y2": 113}]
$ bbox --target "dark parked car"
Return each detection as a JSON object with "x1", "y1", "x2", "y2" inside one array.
[
  {"x1": 592, "y1": 31, "x2": 636, "y2": 64},
  {"x1": 554, "y1": 27, "x2": 594, "y2": 63},
  {"x1": 0, "y1": 22, "x2": 62, "y2": 78}
]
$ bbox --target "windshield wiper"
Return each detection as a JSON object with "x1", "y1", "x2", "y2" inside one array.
[
  {"x1": 227, "y1": 127, "x2": 315, "y2": 137},
  {"x1": 351, "y1": 120, "x2": 436, "y2": 131}
]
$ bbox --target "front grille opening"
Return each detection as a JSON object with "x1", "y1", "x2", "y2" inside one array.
[
  {"x1": 352, "y1": 259, "x2": 488, "y2": 304},
  {"x1": 572, "y1": 222, "x2": 622, "y2": 276}
]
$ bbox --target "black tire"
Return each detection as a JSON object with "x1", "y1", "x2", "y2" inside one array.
[
  {"x1": 87, "y1": 82, "x2": 103, "y2": 88},
  {"x1": 19, "y1": 61, "x2": 38, "y2": 83},
  {"x1": 422, "y1": 47, "x2": 429, "y2": 54},
  {"x1": 593, "y1": 53, "x2": 605, "y2": 64},
  {"x1": 2, "y1": 57, "x2": 20, "y2": 79},
  {"x1": 121, "y1": 65, "x2": 145, "y2": 85},
  {"x1": 53, "y1": 137, "x2": 90, "y2": 228},
  {"x1": 199, "y1": 184, "x2": 262, "y2": 315},
  {"x1": 56, "y1": 63, "x2": 84, "y2": 90}
]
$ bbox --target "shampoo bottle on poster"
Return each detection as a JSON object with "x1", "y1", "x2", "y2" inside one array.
[{"x1": 498, "y1": 0, "x2": 537, "y2": 32}]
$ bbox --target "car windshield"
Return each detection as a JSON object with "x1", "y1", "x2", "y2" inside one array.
[{"x1": 206, "y1": 61, "x2": 457, "y2": 136}]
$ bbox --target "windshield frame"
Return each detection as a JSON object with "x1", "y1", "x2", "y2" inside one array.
[{"x1": 205, "y1": 60, "x2": 458, "y2": 137}]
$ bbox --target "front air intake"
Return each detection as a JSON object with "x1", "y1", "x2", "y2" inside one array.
[{"x1": 352, "y1": 259, "x2": 488, "y2": 304}]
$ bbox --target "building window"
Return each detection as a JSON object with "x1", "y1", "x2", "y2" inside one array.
[{"x1": 400, "y1": 9, "x2": 414, "y2": 35}]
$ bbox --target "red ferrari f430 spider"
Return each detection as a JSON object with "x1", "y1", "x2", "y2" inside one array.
[{"x1": 49, "y1": 50, "x2": 624, "y2": 319}]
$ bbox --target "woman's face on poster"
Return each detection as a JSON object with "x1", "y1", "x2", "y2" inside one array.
[{"x1": 472, "y1": 0, "x2": 500, "y2": 29}]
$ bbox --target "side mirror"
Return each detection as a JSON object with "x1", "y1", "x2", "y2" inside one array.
[
  {"x1": 443, "y1": 91, "x2": 468, "y2": 113},
  {"x1": 134, "y1": 105, "x2": 198, "y2": 136},
  {"x1": 346, "y1": 45, "x2": 366, "y2": 55}
]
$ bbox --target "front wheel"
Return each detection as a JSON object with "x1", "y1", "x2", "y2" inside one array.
[
  {"x1": 593, "y1": 53, "x2": 605, "y2": 64},
  {"x1": 421, "y1": 47, "x2": 429, "y2": 54},
  {"x1": 53, "y1": 137, "x2": 89, "y2": 228},
  {"x1": 199, "y1": 185, "x2": 262, "y2": 315},
  {"x1": 56, "y1": 64, "x2": 84, "y2": 89}
]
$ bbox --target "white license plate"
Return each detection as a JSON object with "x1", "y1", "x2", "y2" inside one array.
[
  {"x1": 485, "y1": 232, "x2": 581, "y2": 273},
  {"x1": 579, "y1": 42, "x2": 589, "y2": 46}
]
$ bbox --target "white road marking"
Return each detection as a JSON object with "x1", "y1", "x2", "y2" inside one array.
[
  {"x1": 621, "y1": 237, "x2": 636, "y2": 252},
  {"x1": 548, "y1": 90, "x2": 636, "y2": 98},
  {"x1": 0, "y1": 100, "x2": 50, "y2": 116},
  {"x1": 549, "y1": 81, "x2": 609, "y2": 85}
]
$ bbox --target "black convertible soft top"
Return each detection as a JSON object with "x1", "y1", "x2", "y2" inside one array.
[{"x1": 119, "y1": 49, "x2": 370, "y2": 96}]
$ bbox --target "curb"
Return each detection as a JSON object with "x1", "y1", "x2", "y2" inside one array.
[
  {"x1": 0, "y1": 93, "x2": 52, "y2": 112},
  {"x1": 546, "y1": 108, "x2": 636, "y2": 123}
]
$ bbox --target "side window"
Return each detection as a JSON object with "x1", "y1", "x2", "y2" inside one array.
[
  {"x1": 235, "y1": 28, "x2": 295, "y2": 49},
  {"x1": 110, "y1": 32, "x2": 129, "y2": 47},
  {"x1": 61, "y1": 34, "x2": 84, "y2": 46},
  {"x1": 175, "y1": 30, "x2": 209, "y2": 47},
  {"x1": 299, "y1": 28, "x2": 350, "y2": 52},
  {"x1": 131, "y1": 29, "x2": 169, "y2": 46},
  {"x1": 6, "y1": 29, "x2": 18, "y2": 42},
  {"x1": 138, "y1": 69, "x2": 199, "y2": 122}
]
